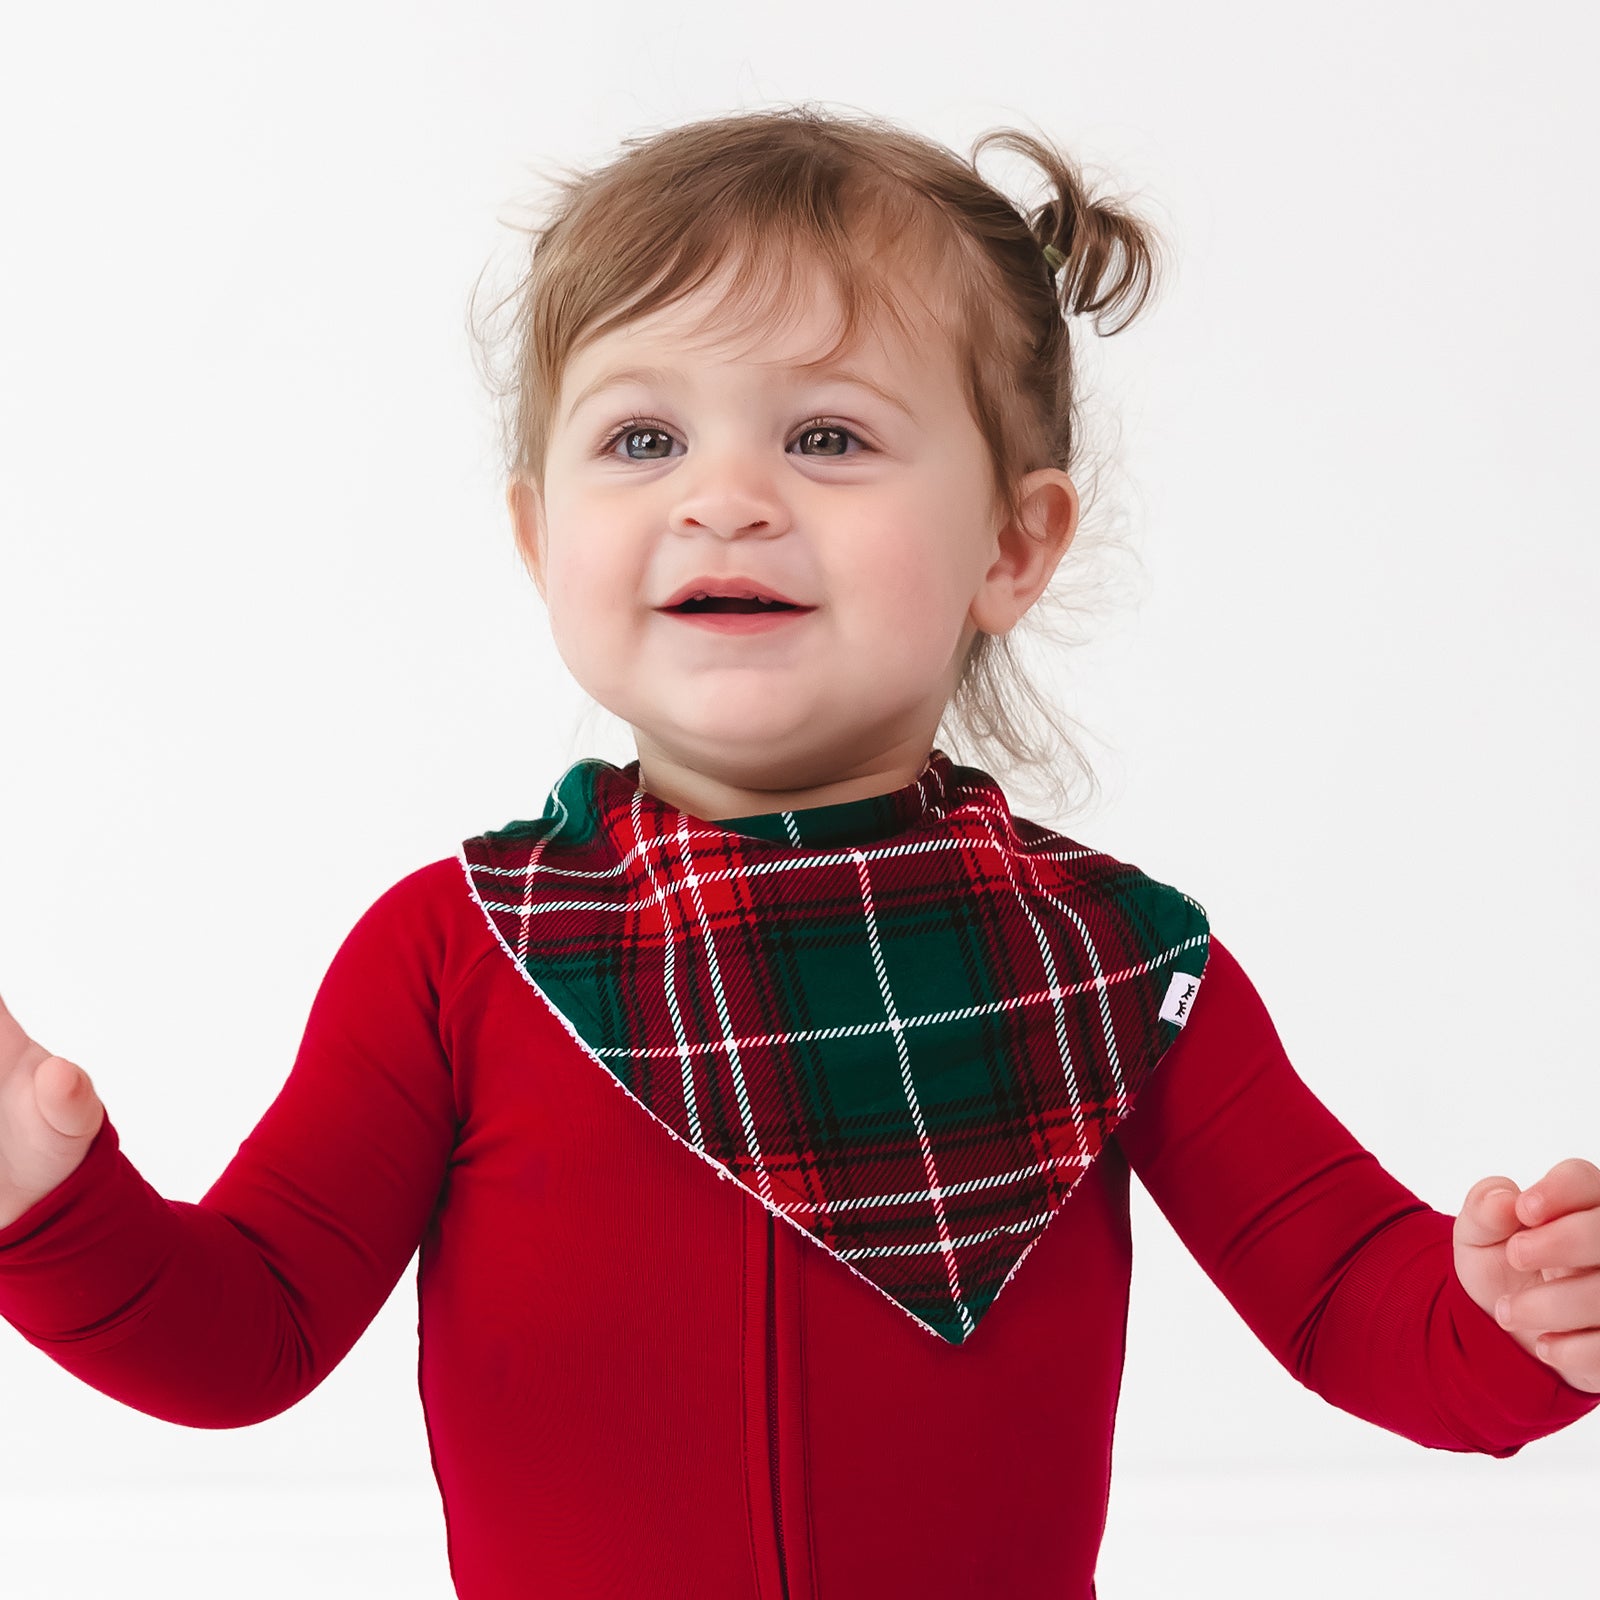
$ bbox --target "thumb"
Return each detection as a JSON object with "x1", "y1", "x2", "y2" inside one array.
[
  {"x1": 32, "y1": 1054, "x2": 106, "y2": 1142},
  {"x1": 1453, "y1": 1174, "x2": 1522, "y2": 1249}
]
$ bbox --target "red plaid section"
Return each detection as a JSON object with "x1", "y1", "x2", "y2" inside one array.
[{"x1": 459, "y1": 749, "x2": 1209, "y2": 1344}]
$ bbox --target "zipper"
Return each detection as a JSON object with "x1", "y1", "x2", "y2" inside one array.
[{"x1": 767, "y1": 1209, "x2": 791, "y2": 1600}]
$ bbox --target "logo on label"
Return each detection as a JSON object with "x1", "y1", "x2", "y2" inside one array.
[{"x1": 1159, "y1": 969, "x2": 1201, "y2": 1028}]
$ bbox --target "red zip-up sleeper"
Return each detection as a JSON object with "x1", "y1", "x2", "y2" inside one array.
[{"x1": 1, "y1": 758, "x2": 1593, "y2": 1597}]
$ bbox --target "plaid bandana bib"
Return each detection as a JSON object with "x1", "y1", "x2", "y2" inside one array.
[{"x1": 458, "y1": 748, "x2": 1209, "y2": 1345}]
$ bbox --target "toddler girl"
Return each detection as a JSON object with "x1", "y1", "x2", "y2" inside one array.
[{"x1": 2, "y1": 104, "x2": 1596, "y2": 1598}]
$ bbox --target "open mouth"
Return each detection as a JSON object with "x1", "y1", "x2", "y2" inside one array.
[
  {"x1": 666, "y1": 597, "x2": 807, "y2": 614},
  {"x1": 660, "y1": 597, "x2": 817, "y2": 633}
]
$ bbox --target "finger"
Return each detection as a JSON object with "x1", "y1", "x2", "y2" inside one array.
[
  {"x1": 33, "y1": 1055, "x2": 104, "y2": 1141},
  {"x1": 1454, "y1": 1177, "x2": 1522, "y2": 1249},
  {"x1": 1517, "y1": 1158, "x2": 1600, "y2": 1227},
  {"x1": 1528, "y1": 1327, "x2": 1600, "y2": 1395},
  {"x1": 0, "y1": 989, "x2": 34, "y2": 1056},
  {"x1": 1497, "y1": 1267, "x2": 1600, "y2": 1334},
  {"x1": 1507, "y1": 1207, "x2": 1600, "y2": 1273}
]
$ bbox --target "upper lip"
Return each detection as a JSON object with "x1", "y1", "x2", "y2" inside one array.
[{"x1": 658, "y1": 576, "x2": 814, "y2": 609}]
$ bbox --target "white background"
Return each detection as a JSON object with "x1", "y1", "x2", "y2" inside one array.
[{"x1": 1, "y1": 1, "x2": 1596, "y2": 1595}]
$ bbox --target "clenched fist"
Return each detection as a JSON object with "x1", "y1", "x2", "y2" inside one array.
[
  {"x1": 1454, "y1": 1160, "x2": 1600, "y2": 1395},
  {"x1": 0, "y1": 990, "x2": 106, "y2": 1232}
]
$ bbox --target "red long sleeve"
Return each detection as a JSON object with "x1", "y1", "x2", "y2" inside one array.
[
  {"x1": 0, "y1": 859, "x2": 1592, "y2": 1598},
  {"x1": 1115, "y1": 936, "x2": 1599, "y2": 1455},
  {"x1": 0, "y1": 862, "x2": 459, "y2": 1426}
]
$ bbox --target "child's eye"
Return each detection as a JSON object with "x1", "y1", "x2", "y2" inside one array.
[{"x1": 596, "y1": 417, "x2": 868, "y2": 462}]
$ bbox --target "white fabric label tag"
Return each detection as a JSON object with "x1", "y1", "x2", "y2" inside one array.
[{"x1": 1159, "y1": 969, "x2": 1201, "y2": 1028}]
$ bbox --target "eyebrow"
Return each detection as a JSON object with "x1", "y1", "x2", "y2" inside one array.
[{"x1": 562, "y1": 363, "x2": 916, "y2": 428}]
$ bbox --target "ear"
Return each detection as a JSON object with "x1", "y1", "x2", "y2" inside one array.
[
  {"x1": 969, "y1": 469, "x2": 1080, "y2": 636},
  {"x1": 506, "y1": 475, "x2": 548, "y2": 601}
]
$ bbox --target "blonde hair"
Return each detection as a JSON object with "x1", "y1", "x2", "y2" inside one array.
[{"x1": 468, "y1": 102, "x2": 1170, "y2": 819}]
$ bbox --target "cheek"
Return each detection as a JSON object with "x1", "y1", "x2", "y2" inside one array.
[
  {"x1": 539, "y1": 547, "x2": 631, "y2": 680},
  {"x1": 543, "y1": 537, "x2": 628, "y2": 615},
  {"x1": 847, "y1": 539, "x2": 973, "y2": 624}
]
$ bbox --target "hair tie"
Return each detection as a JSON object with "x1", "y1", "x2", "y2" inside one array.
[{"x1": 1041, "y1": 243, "x2": 1066, "y2": 276}]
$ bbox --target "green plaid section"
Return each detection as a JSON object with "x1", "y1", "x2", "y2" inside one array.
[{"x1": 458, "y1": 748, "x2": 1209, "y2": 1345}]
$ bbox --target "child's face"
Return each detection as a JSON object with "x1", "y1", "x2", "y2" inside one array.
[{"x1": 511, "y1": 254, "x2": 1077, "y2": 808}]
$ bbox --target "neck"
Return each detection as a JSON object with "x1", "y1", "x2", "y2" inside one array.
[{"x1": 630, "y1": 735, "x2": 939, "y2": 822}]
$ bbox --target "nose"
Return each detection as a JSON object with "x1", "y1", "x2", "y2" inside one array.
[
  {"x1": 666, "y1": 449, "x2": 791, "y2": 541},
  {"x1": 677, "y1": 513, "x2": 775, "y2": 538},
  {"x1": 671, "y1": 499, "x2": 785, "y2": 542}
]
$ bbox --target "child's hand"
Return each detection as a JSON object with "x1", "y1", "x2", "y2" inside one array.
[
  {"x1": 1453, "y1": 1161, "x2": 1600, "y2": 1393},
  {"x1": 0, "y1": 989, "x2": 106, "y2": 1231}
]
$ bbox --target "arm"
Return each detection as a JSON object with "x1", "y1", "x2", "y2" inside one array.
[
  {"x1": 0, "y1": 865, "x2": 458, "y2": 1428},
  {"x1": 1114, "y1": 936, "x2": 1599, "y2": 1456}
]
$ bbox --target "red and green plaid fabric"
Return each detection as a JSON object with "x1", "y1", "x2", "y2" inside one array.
[{"x1": 458, "y1": 747, "x2": 1209, "y2": 1346}]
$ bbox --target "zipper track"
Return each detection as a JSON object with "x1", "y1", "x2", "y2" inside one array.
[{"x1": 767, "y1": 1210, "x2": 791, "y2": 1599}]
